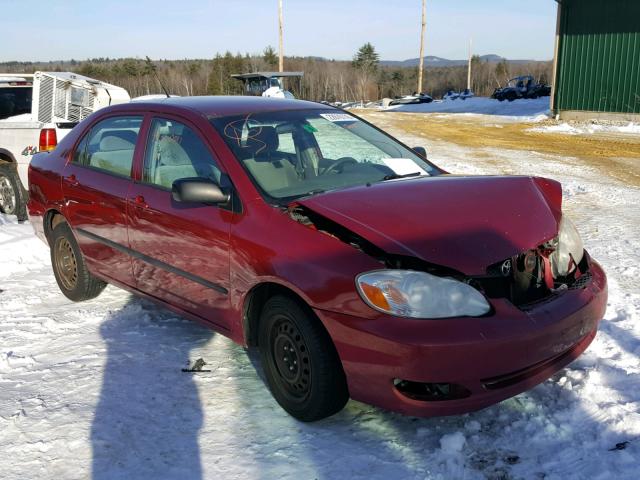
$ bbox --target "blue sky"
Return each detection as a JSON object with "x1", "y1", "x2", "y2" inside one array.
[{"x1": 3, "y1": 0, "x2": 558, "y2": 62}]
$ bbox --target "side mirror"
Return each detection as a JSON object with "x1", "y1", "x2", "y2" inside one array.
[
  {"x1": 172, "y1": 178, "x2": 230, "y2": 205},
  {"x1": 413, "y1": 146, "x2": 427, "y2": 159}
]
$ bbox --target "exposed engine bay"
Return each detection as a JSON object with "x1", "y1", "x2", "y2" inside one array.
[{"x1": 477, "y1": 246, "x2": 590, "y2": 310}]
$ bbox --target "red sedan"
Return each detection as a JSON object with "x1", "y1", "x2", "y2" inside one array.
[{"x1": 27, "y1": 97, "x2": 607, "y2": 421}]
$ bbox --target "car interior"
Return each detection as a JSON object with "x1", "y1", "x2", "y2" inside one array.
[
  {"x1": 89, "y1": 129, "x2": 138, "y2": 177},
  {"x1": 229, "y1": 120, "x2": 399, "y2": 199},
  {"x1": 145, "y1": 121, "x2": 221, "y2": 189}
]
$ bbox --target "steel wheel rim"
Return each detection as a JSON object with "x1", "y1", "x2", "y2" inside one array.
[
  {"x1": 270, "y1": 317, "x2": 311, "y2": 402},
  {"x1": 55, "y1": 237, "x2": 78, "y2": 291},
  {"x1": 0, "y1": 174, "x2": 16, "y2": 215}
]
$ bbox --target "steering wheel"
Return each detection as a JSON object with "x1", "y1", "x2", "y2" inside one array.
[{"x1": 322, "y1": 157, "x2": 358, "y2": 175}]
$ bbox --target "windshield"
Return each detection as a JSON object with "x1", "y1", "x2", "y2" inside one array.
[
  {"x1": 0, "y1": 87, "x2": 32, "y2": 120},
  {"x1": 210, "y1": 109, "x2": 438, "y2": 203}
]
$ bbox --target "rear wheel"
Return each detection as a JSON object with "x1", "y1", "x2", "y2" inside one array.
[
  {"x1": 258, "y1": 295, "x2": 349, "y2": 422},
  {"x1": 50, "y1": 222, "x2": 107, "y2": 301},
  {"x1": 0, "y1": 162, "x2": 27, "y2": 221}
]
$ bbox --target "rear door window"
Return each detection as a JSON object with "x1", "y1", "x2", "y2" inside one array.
[{"x1": 74, "y1": 116, "x2": 143, "y2": 177}]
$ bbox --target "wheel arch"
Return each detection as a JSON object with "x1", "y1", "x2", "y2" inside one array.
[
  {"x1": 242, "y1": 281, "x2": 319, "y2": 347},
  {"x1": 43, "y1": 208, "x2": 66, "y2": 245},
  {"x1": 0, "y1": 149, "x2": 17, "y2": 164}
]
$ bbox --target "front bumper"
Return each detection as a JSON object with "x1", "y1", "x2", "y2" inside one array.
[{"x1": 315, "y1": 259, "x2": 607, "y2": 417}]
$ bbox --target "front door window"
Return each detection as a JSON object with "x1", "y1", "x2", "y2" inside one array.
[{"x1": 142, "y1": 118, "x2": 222, "y2": 190}]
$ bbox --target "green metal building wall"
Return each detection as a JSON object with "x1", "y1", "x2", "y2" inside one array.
[{"x1": 554, "y1": 0, "x2": 640, "y2": 116}]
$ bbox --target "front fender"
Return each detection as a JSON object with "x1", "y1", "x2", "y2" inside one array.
[{"x1": 229, "y1": 206, "x2": 381, "y2": 321}]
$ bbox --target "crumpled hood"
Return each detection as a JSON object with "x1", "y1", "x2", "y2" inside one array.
[{"x1": 297, "y1": 175, "x2": 563, "y2": 275}]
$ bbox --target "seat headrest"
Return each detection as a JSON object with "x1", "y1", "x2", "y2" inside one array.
[
  {"x1": 99, "y1": 130, "x2": 137, "y2": 151},
  {"x1": 243, "y1": 126, "x2": 279, "y2": 158}
]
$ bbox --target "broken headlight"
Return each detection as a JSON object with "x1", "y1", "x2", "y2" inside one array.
[
  {"x1": 356, "y1": 270, "x2": 491, "y2": 319},
  {"x1": 550, "y1": 216, "x2": 584, "y2": 278}
]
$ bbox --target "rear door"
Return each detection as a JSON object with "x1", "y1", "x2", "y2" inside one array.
[
  {"x1": 127, "y1": 115, "x2": 233, "y2": 330},
  {"x1": 62, "y1": 115, "x2": 144, "y2": 286}
]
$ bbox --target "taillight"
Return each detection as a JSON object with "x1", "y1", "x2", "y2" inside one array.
[{"x1": 39, "y1": 129, "x2": 57, "y2": 152}]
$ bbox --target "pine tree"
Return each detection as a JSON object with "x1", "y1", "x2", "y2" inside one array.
[
  {"x1": 263, "y1": 46, "x2": 278, "y2": 68},
  {"x1": 352, "y1": 43, "x2": 379, "y2": 102},
  {"x1": 352, "y1": 43, "x2": 379, "y2": 71}
]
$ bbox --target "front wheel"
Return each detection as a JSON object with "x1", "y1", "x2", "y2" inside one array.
[
  {"x1": 50, "y1": 221, "x2": 107, "y2": 302},
  {"x1": 0, "y1": 162, "x2": 27, "y2": 221},
  {"x1": 259, "y1": 295, "x2": 349, "y2": 422}
]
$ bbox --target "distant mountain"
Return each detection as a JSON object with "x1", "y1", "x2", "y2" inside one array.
[{"x1": 381, "y1": 54, "x2": 545, "y2": 68}]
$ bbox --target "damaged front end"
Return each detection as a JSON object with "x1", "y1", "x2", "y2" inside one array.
[
  {"x1": 286, "y1": 203, "x2": 591, "y2": 315},
  {"x1": 477, "y1": 218, "x2": 591, "y2": 311}
]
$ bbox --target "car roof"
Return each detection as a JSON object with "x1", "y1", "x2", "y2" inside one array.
[{"x1": 112, "y1": 95, "x2": 334, "y2": 118}]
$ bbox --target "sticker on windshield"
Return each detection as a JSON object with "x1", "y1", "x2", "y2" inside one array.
[{"x1": 320, "y1": 113, "x2": 358, "y2": 122}]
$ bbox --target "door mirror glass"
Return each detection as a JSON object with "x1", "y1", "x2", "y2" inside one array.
[{"x1": 172, "y1": 178, "x2": 230, "y2": 205}]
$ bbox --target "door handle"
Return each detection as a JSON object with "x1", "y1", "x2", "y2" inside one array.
[
  {"x1": 65, "y1": 174, "x2": 79, "y2": 186},
  {"x1": 131, "y1": 195, "x2": 148, "y2": 208}
]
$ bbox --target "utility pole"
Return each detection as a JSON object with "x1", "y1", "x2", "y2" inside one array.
[
  {"x1": 467, "y1": 37, "x2": 473, "y2": 91},
  {"x1": 417, "y1": 0, "x2": 426, "y2": 93},
  {"x1": 278, "y1": 0, "x2": 284, "y2": 72}
]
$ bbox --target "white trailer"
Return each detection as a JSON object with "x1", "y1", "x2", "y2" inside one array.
[{"x1": 0, "y1": 72, "x2": 129, "y2": 220}]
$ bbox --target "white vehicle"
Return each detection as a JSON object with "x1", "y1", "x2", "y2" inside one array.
[
  {"x1": 231, "y1": 72, "x2": 303, "y2": 100},
  {"x1": 0, "y1": 72, "x2": 129, "y2": 220}
]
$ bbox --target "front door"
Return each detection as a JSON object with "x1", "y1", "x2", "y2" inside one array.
[
  {"x1": 127, "y1": 116, "x2": 232, "y2": 330},
  {"x1": 62, "y1": 115, "x2": 144, "y2": 286}
]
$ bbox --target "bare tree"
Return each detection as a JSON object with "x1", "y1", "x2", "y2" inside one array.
[{"x1": 11, "y1": 54, "x2": 551, "y2": 101}]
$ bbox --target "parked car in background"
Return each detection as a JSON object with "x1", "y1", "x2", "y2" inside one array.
[
  {"x1": 0, "y1": 72, "x2": 129, "y2": 220},
  {"x1": 28, "y1": 96, "x2": 607, "y2": 421},
  {"x1": 492, "y1": 75, "x2": 551, "y2": 102},
  {"x1": 389, "y1": 92, "x2": 433, "y2": 106},
  {"x1": 443, "y1": 89, "x2": 474, "y2": 101}
]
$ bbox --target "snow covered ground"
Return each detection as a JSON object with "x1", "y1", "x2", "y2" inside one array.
[
  {"x1": 529, "y1": 122, "x2": 640, "y2": 136},
  {"x1": 1, "y1": 122, "x2": 639, "y2": 479},
  {"x1": 385, "y1": 96, "x2": 551, "y2": 121}
]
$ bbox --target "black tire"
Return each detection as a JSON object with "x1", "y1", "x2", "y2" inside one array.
[
  {"x1": 50, "y1": 221, "x2": 107, "y2": 302},
  {"x1": 258, "y1": 295, "x2": 349, "y2": 422},
  {"x1": 0, "y1": 162, "x2": 27, "y2": 222}
]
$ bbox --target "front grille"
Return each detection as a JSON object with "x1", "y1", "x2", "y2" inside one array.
[{"x1": 569, "y1": 272, "x2": 592, "y2": 290}]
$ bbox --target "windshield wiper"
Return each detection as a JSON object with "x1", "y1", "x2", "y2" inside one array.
[
  {"x1": 381, "y1": 172, "x2": 423, "y2": 181},
  {"x1": 298, "y1": 188, "x2": 328, "y2": 199}
]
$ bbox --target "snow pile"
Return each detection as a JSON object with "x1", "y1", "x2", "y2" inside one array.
[
  {"x1": 530, "y1": 121, "x2": 640, "y2": 136},
  {"x1": 0, "y1": 215, "x2": 50, "y2": 275},
  {"x1": 384, "y1": 96, "x2": 551, "y2": 121},
  {"x1": 440, "y1": 432, "x2": 466, "y2": 454}
]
